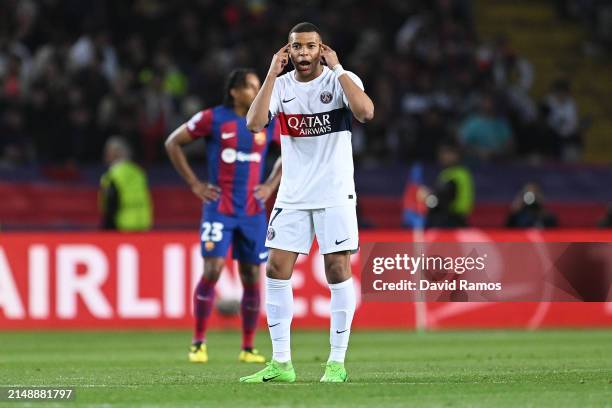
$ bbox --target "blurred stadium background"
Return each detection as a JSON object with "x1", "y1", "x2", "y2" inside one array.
[
  {"x1": 1, "y1": 0, "x2": 612, "y2": 229},
  {"x1": 0, "y1": 0, "x2": 611, "y2": 406}
]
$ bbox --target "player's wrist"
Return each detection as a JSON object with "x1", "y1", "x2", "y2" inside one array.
[
  {"x1": 332, "y1": 63, "x2": 346, "y2": 78},
  {"x1": 266, "y1": 68, "x2": 280, "y2": 78},
  {"x1": 188, "y1": 179, "x2": 202, "y2": 188}
]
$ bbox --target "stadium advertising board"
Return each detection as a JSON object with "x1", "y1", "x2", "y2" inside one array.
[{"x1": 1, "y1": 231, "x2": 611, "y2": 329}]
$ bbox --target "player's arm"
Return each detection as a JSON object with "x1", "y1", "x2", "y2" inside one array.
[
  {"x1": 164, "y1": 124, "x2": 220, "y2": 203},
  {"x1": 246, "y1": 43, "x2": 290, "y2": 132},
  {"x1": 321, "y1": 43, "x2": 374, "y2": 123},
  {"x1": 254, "y1": 157, "x2": 282, "y2": 202}
]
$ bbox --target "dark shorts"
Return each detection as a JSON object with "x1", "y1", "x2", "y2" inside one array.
[{"x1": 200, "y1": 207, "x2": 269, "y2": 264}]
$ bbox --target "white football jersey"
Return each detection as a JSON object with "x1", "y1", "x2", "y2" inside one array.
[{"x1": 269, "y1": 66, "x2": 364, "y2": 209}]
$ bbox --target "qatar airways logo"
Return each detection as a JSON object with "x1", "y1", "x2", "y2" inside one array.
[
  {"x1": 279, "y1": 109, "x2": 350, "y2": 137},
  {"x1": 286, "y1": 113, "x2": 332, "y2": 136},
  {"x1": 221, "y1": 148, "x2": 261, "y2": 164}
]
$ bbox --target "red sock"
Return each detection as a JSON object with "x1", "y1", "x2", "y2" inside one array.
[
  {"x1": 241, "y1": 283, "x2": 261, "y2": 350},
  {"x1": 193, "y1": 277, "x2": 217, "y2": 344}
]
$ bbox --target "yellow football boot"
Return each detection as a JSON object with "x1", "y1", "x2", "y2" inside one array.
[
  {"x1": 189, "y1": 343, "x2": 208, "y2": 363},
  {"x1": 239, "y1": 349, "x2": 266, "y2": 363}
]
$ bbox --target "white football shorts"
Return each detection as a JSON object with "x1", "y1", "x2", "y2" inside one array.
[{"x1": 264, "y1": 204, "x2": 359, "y2": 255}]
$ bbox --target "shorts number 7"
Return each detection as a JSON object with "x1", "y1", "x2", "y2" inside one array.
[{"x1": 270, "y1": 208, "x2": 283, "y2": 226}]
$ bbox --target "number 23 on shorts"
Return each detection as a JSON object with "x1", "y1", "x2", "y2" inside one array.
[{"x1": 201, "y1": 221, "x2": 224, "y2": 242}]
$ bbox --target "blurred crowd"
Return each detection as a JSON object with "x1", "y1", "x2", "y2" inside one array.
[
  {"x1": 554, "y1": 0, "x2": 612, "y2": 53},
  {"x1": 0, "y1": 0, "x2": 586, "y2": 170}
]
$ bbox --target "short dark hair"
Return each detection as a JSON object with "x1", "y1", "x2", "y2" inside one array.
[
  {"x1": 223, "y1": 68, "x2": 256, "y2": 107},
  {"x1": 288, "y1": 22, "x2": 321, "y2": 40}
]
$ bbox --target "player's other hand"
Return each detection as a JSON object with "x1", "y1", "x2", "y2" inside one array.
[
  {"x1": 253, "y1": 183, "x2": 274, "y2": 202},
  {"x1": 269, "y1": 43, "x2": 290, "y2": 76},
  {"x1": 191, "y1": 181, "x2": 221, "y2": 203},
  {"x1": 320, "y1": 44, "x2": 340, "y2": 69}
]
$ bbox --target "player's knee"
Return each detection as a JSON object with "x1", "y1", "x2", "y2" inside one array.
[
  {"x1": 266, "y1": 257, "x2": 289, "y2": 280},
  {"x1": 239, "y1": 264, "x2": 260, "y2": 286},
  {"x1": 265, "y1": 260, "x2": 280, "y2": 279},
  {"x1": 203, "y1": 258, "x2": 224, "y2": 282},
  {"x1": 203, "y1": 269, "x2": 222, "y2": 283},
  {"x1": 325, "y1": 260, "x2": 350, "y2": 284}
]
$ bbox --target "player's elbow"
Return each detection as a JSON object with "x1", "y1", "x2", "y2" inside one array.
[
  {"x1": 246, "y1": 117, "x2": 265, "y2": 133},
  {"x1": 164, "y1": 135, "x2": 183, "y2": 156},
  {"x1": 362, "y1": 106, "x2": 375, "y2": 122},
  {"x1": 247, "y1": 106, "x2": 269, "y2": 132},
  {"x1": 356, "y1": 105, "x2": 374, "y2": 123},
  {"x1": 246, "y1": 122, "x2": 261, "y2": 133},
  {"x1": 164, "y1": 136, "x2": 175, "y2": 151}
]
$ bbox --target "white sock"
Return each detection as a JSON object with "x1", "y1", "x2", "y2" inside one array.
[
  {"x1": 328, "y1": 277, "x2": 356, "y2": 363},
  {"x1": 265, "y1": 277, "x2": 293, "y2": 363}
]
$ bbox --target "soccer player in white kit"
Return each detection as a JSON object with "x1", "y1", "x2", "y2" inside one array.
[{"x1": 240, "y1": 22, "x2": 374, "y2": 383}]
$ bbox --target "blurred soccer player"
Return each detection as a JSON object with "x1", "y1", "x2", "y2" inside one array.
[
  {"x1": 240, "y1": 22, "x2": 374, "y2": 383},
  {"x1": 165, "y1": 68, "x2": 281, "y2": 364}
]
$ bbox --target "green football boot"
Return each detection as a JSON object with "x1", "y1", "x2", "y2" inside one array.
[
  {"x1": 320, "y1": 361, "x2": 348, "y2": 383},
  {"x1": 239, "y1": 360, "x2": 296, "y2": 383}
]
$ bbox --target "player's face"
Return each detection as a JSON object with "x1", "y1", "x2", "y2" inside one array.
[
  {"x1": 288, "y1": 32, "x2": 322, "y2": 78},
  {"x1": 233, "y1": 73, "x2": 261, "y2": 108}
]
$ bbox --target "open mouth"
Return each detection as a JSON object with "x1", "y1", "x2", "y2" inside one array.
[{"x1": 296, "y1": 61, "x2": 311, "y2": 71}]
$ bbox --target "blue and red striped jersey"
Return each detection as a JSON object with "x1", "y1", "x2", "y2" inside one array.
[{"x1": 186, "y1": 105, "x2": 280, "y2": 216}]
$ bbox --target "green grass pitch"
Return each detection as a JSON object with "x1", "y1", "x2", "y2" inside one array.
[{"x1": 1, "y1": 329, "x2": 611, "y2": 407}]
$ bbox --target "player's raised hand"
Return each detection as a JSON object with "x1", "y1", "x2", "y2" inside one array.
[
  {"x1": 253, "y1": 183, "x2": 274, "y2": 202},
  {"x1": 191, "y1": 181, "x2": 221, "y2": 203},
  {"x1": 269, "y1": 43, "x2": 290, "y2": 76},
  {"x1": 320, "y1": 43, "x2": 340, "y2": 69}
]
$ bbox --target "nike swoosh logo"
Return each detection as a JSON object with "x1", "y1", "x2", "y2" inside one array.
[
  {"x1": 282, "y1": 97, "x2": 296, "y2": 103},
  {"x1": 268, "y1": 323, "x2": 280, "y2": 328},
  {"x1": 196, "y1": 295, "x2": 211, "y2": 301},
  {"x1": 262, "y1": 374, "x2": 281, "y2": 382},
  {"x1": 259, "y1": 252, "x2": 269, "y2": 260},
  {"x1": 336, "y1": 329, "x2": 348, "y2": 334},
  {"x1": 221, "y1": 132, "x2": 235, "y2": 139},
  {"x1": 335, "y1": 238, "x2": 349, "y2": 245}
]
